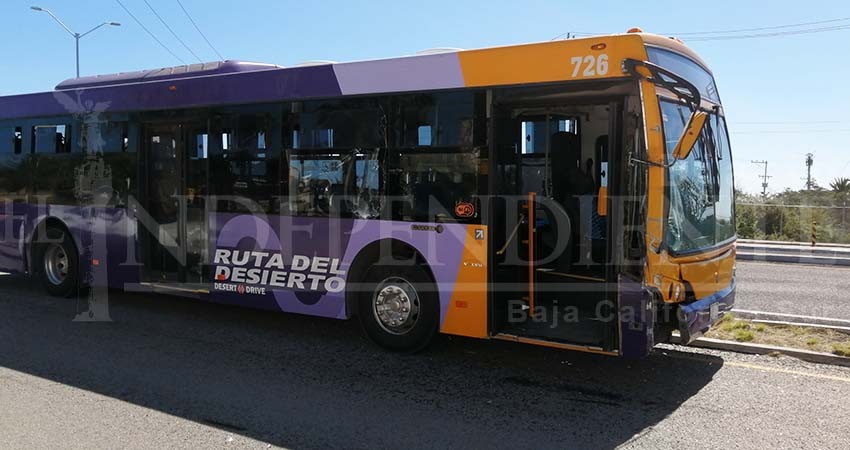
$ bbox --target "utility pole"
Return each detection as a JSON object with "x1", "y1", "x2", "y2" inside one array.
[
  {"x1": 805, "y1": 153, "x2": 815, "y2": 190},
  {"x1": 752, "y1": 160, "x2": 771, "y2": 198},
  {"x1": 30, "y1": 6, "x2": 121, "y2": 78}
]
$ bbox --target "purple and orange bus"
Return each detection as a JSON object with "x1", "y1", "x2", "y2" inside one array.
[{"x1": 0, "y1": 31, "x2": 736, "y2": 356}]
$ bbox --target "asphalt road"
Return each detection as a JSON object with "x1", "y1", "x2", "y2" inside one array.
[
  {"x1": 1, "y1": 275, "x2": 849, "y2": 450},
  {"x1": 735, "y1": 261, "x2": 850, "y2": 320}
]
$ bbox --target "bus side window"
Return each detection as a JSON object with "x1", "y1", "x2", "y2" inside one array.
[
  {"x1": 210, "y1": 110, "x2": 283, "y2": 214},
  {"x1": 0, "y1": 127, "x2": 15, "y2": 154},
  {"x1": 288, "y1": 153, "x2": 345, "y2": 217},
  {"x1": 285, "y1": 98, "x2": 387, "y2": 218},
  {"x1": 83, "y1": 121, "x2": 128, "y2": 154},
  {"x1": 391, "y1": 91, "x2": 484, "y2": 223},
  {"x1": 32, "y1": 124, "x2": 72, "y2": 154},
  {"x1": 13, "y1": 127, "x2": 22, "y2": 154}
]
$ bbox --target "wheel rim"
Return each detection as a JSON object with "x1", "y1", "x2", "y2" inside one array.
[
  {"x1": 372, "y1": 277, "x2": 421, "y2": 335},
  {"x1": 43, "y1": 243, "x2": 69, "y2": 286}
]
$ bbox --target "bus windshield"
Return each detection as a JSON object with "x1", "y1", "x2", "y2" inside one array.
[
  {"x1": 661, "y1": 100, "x2": 735, "y2": 253},
  {"x1": 647, "y1": 47, "x2": 719, "y2": 103}
]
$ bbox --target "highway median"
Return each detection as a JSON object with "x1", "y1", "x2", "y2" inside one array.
[{"x1": 673, "y1": 313, "x2": 850, "y2": 367}]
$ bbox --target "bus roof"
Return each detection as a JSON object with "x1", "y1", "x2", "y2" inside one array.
[
  {"x1": 0, "y1": 33, "x2": 709, "y2": 121},
  {"x1": 54, "y1": 60, "x2": 284, "y2": 91}
]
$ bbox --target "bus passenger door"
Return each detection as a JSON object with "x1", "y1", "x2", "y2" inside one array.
[
  {"x1": 0, "y1": 131, "x2": 28, "y2": 274},
  {"x1": 139, "y1": 122, "x2": 209, "y2": 287},
  {"x1": 490, "y1": 100, "x2": 618, "y2": 352}
]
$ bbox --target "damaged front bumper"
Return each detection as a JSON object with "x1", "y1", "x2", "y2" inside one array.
[{"x1": 678, "y1": 279, "x2": 736, "y2": 344}]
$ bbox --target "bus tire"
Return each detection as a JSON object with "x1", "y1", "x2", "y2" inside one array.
[
  {"x1": 36, "y1": 227, "x2": 79, "y2": 298},
  {"x1": 357, "y1": 263, "x2": 439, "y2": 353}
]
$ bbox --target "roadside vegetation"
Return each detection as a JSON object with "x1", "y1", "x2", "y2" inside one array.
[
  {"x1": 707, "y1": 314, "x2": 850, "y2": 357},
  {"x1": 736, "y1": 177, "x2": 850, "y2": 244}
]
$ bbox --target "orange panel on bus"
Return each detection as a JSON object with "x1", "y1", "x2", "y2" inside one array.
[
  {"x1": 458, "y1": 35, "x2": 647, "y2": 88},
  {"x1": 441, "y1": 226, "x2": 489, "y2": 338}
]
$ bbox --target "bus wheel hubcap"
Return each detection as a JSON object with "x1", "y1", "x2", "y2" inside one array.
[
  {"x1": 373, "y1": 277, "x2": 420, "y2": 335},
  {"x1": 44, "y1": 244, "x2": 69, "y2": 286}
]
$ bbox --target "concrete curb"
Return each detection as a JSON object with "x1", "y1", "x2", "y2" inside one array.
[
  {"x1": 737, "y1": 246, "x2": 850, "y2": 258},
  {"x1": 671, "y1": 336, "x2": 850, "y2": 368},
  {"x1": 749, "y1": 319, "x2": 850, "y2": 335},
  {"x1": 733, "y1": 309, "x2": 850, "y2": 329}
]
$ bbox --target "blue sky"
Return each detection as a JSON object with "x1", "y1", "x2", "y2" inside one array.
[{"x1": 2, "y1": 0, "x2": 849, "y2": 194}]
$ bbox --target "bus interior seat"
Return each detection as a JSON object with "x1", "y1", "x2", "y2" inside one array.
[
  {"x1": 329, "y1": 183, "x2": 351, "y2": 217},
  {"x1": 549, "y1": 131, "x2": 594, "y2": 271}
]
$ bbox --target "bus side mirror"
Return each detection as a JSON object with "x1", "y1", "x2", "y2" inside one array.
[{"x1": 672, "y1": 111, "x2": 708, "y2": 160}]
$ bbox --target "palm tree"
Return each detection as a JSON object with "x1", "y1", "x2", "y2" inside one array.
[{"x1": 831, "y1": 177, "x2": 850, "y2": 193}]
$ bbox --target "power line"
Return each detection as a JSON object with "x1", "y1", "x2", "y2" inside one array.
[
  {"x1": 115, "y1": 0, "x2": 186, "y2": 64},
  {"x1": 552, "y1": 31, "x2": 599, "y2": 38},
  {"x1": 550, "y1": 31, "x2": 579, "y2": 41},
  {"x1": 553, "y1": 16, "x2": 850, "y2": 42},
  {"x1": 736, "y1": 121, "x2": 843, "y2": 125},
  {"x1": 732, "y1": 129, "x2": 850, "y2": 134},
  {"x1": 667, "y1": 17, "x2": 850, "y2": 36},
  {"x1": 687, "y1": 24, "x2": 850, "y2": 41},
  {"x1": 175, "y1": 0, "x2": 224, "y2": 60},
  {"x1": 142, "y1": 0, "x2": 203, "y2": 63}
]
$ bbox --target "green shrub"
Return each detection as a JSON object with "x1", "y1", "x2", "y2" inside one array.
[
  {"x1": 734, "y1": 330, "x2": 755, "y2": 342},
  {"x1": 833, "y1": 343, "x2": 850, "y2": 357}
]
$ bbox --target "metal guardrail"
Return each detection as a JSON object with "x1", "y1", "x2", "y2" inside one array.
[
  {"x1": 739, "y1": 239, "x2": 850, "y2": 249},
  {"x1": 737, "y1": 239, "x2": 850, "y2": 267}
]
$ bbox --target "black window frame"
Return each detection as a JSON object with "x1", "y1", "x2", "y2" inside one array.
[
  {"x1": 31, "y1": 122, "x2": 73, "y2": 154},
  {"x1": 209, "y1": 105, "x2": 285, "y2": 214}
]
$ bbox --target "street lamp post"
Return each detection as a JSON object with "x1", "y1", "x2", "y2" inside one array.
[{"x1": 30, "y1": 6, "x2": 120, "y2": 78}]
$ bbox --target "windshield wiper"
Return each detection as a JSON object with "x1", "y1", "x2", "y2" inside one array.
[
  {"x1": 624, "y1": 58, "x2": 708, "y2": 167},
  {"x1": 623, "y1": 59, "x2": 701, "y2": 110}
]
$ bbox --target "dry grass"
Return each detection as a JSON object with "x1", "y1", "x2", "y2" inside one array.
[
  {"x1": 707, "y1": 314, "x2": 850, "y2": 357},
  {"x1": 834, "y1": 343, "x2": 850, "y2": 357}
]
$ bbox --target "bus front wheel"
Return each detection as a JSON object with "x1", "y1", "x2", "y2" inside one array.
[
  {"x1": 36, "y1": 227, "x2": 79, "y2": 298},
  {"x1": 357, "y1": 263, "x2": 439, "y2": 353}
]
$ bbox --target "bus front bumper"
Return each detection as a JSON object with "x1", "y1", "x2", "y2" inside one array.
[{"x1": 678, "y1": 279, "x2": 736, "y2": 344}]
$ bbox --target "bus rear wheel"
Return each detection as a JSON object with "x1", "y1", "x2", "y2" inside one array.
[
  {"x1": 36, "y1": 227, "x2": 79, "y2": 298},
  {"x1": 358, "y1": 263, "x2": 439, "y2": 353}
]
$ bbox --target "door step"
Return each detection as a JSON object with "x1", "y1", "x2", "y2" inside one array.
[
  {"x1": 536, "y1": 269, "x2": 606, "y2": 282},
  {"x1": 493, "y1": 333, "x2": 617, "y2": 355},
  {"x1": 126, "y1": 282, "x2": 210, "y2": 297}
]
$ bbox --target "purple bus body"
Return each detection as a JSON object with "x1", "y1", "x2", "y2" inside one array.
[
  {"x1": 0, "y1": 64, "x2": 340, "y2": 121},
  {"x1": 4, "y1": 200, "x2": 472, "y2": 327},
  {"x1": 0, "y1": 53, "x2": 467, "y2": 121},
  {"x1": 0, "y1": 55, "x2": 476, "y2": 321},
  {"x1": 210, "y1": 214, "x2": 469, "y2": 324}
]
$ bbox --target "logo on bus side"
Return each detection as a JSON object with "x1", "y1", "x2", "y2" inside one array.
[{"x1": 212, "y1": 249, "x2": 347, "y2": 296}]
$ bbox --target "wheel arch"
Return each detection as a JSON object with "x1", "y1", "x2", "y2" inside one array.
[
  {"x1": 345, "y1": 238, "x2": 437, "y2": 318},
  {"x1": 26, "y1": 216, "x2": 77, "y2": 275}
]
